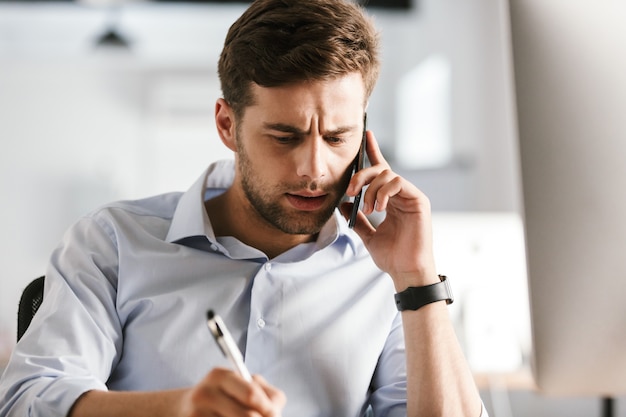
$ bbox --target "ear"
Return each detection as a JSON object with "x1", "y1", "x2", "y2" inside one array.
[{"x1": 215, "y1": 98, "x2": 237, "y2": 152}]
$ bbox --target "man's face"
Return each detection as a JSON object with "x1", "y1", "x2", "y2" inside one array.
[{"x1": 233, "y1": 72, "x2": 367, "y2": 235}]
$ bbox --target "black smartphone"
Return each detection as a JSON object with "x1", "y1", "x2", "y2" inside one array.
[{"x1": 348, "y1": 113, "x2": 367, "y2": 228}]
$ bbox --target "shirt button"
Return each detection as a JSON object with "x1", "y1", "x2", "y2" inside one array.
[
  {"x1": 264, "y1": 263, "x2": 272, "y2": 271},
  {"x1": 257, "y1": 318, "x2": 266, "y2": 329},
  {"x1": 210, "y1": 243, "x2": 218, "y2": 251}
]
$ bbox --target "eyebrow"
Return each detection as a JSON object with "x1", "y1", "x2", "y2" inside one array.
[{"x1": 262, "y1": 122, "x2": 358, "y2": 136}]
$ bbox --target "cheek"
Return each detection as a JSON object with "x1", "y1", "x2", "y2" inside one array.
[
  {"x1": 322, "y1": 148, "x2": 357, "y2": 183},
  {"x1": 334, "y1": 158, "x2": 354, "y2": 177},
  {"x1": 338, "y1": 159, "x2": 355, "y2": 184},
  {"x1": 340, "y1": 144, "x2": 360, "y2": 171}
]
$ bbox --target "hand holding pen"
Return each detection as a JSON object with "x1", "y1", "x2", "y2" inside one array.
[{"x1": 197, "y1": 310, "x2": 286, "y2": 417}]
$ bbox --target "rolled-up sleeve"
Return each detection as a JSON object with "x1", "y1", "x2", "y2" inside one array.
[{"x1": 0, "y1": 215, "x2": 122, "y2": 417}]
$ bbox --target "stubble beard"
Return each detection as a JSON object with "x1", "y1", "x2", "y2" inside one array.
[{"x1": 237, "y1": 137, "x2": 352, "y2": 236}]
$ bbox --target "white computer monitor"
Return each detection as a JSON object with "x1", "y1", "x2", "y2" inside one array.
[{"x1": 508, "y1": 0, "x2": 626, "y2": 396}]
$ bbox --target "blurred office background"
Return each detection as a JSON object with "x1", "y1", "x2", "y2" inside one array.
[{"x1": 0, "y1": 0, "x2": 621, "y2": 415}]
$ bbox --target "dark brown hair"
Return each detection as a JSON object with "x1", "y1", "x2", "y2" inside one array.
[{"x1": 218, "y1": 0, "x2": 380, "y2": 118}]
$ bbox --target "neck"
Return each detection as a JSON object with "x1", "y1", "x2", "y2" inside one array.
[{"x1": 204, "y1": 188, "x2": 317, "y2": 259}]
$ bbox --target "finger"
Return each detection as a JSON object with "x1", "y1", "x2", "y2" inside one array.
[
  {"x1": 346, "y1": 131, "x2": 391, "y2": 199},
  {"x1": 360, "y1": 168, "x2": 399, "y2": 215},
  {"x1": 194, "y1": 368, "x2": 276, "y2": 416},
  {"x1": 253, "y1": 375, "x2": 287, "y2": 415},
  {"x1": 189, "y1": 370, "x2": 248, "y2": 416},
  {"x1": 366, "y1": 173, "x2": 405, "y2": 213},
  {"x1": 221, "y1": 374, "x2": 277, "y2": 413},
  {"x1": 363, "y1": 129, "x2": 390, "y2": 168}
]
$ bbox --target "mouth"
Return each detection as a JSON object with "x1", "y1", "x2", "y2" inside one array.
[{"x1": 285, "y1": 193, "x2": 329, "y2": 211}]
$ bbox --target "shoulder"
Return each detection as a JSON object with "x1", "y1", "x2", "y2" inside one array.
[
  {"x1": 71, "y1": 191, "x2": 184, "y2": 243},
  {"x1": 96, "y1": 191, "x2": 183, "y2": 219}
]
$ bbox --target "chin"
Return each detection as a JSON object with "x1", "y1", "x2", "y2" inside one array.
[{"x1": 275, "y1": 210, "x2": 335, "y2": 235}]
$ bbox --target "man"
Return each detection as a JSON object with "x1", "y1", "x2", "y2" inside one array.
[{"x1": 0, "y1": 0, "x2": 487, "y2": 416}]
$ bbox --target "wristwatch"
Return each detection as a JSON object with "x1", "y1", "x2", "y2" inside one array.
[{"x1": 394, "y1": 275, "x2": 454, "y2": 311}]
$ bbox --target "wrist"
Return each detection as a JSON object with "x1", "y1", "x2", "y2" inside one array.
[
  {"x1": 394, "y1": 275, "x2": 454, "y2": 311},
  {"x1": 392, "y1": 269, "x2": 439, "y2": 292}
]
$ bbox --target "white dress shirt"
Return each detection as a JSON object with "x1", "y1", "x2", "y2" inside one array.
[{"x1": 0, "y1": 160, "x2": 487, "y2": 417}]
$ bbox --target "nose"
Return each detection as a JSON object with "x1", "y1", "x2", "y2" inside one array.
[{"x1": 295, "y1": 136, "x2": 328, "y2": 182}]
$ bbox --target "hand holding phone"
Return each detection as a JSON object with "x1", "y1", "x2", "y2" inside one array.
[{"x1": 348, "y1": 113, "x2": 367, "y2": 228}]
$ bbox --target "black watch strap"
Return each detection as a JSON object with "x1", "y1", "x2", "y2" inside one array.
[{"x1": 394, "y1": 275, "x2": 454, "y2": 311}]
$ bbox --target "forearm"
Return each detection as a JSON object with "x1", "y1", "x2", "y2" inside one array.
[
  {"x1": 69, "y1": 389, "x2": 189, "y2": 417},
  {"x1": 68, "y1": 371, "x2": 285, "y2": 417},
  {"x1": 402, "y1": 301, "x2": 482, "y2": 417}
]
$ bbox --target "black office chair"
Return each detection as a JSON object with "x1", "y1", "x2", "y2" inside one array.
[{"x1": 17, "y1": 276, "x2": 45, "y2": 341}]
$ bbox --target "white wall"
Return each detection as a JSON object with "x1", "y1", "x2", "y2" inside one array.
[{"x1": 0, "y1": 3, "x2": 241, "y2": 358}]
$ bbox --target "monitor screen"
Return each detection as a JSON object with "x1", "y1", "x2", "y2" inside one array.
[{"x1": 509, "y1": 0, "x2": 626, "y2": 396}]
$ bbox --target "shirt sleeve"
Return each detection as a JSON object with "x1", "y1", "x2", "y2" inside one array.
[
  {"x1": 368, "y1": 312, "x2": 408, "y2": 416},
  {"x1": 0, "y1": 215, "x2": 122, "y2": 417},
  {"x1": 367, "y1": 313, "x2": 491, "y2": 417}
]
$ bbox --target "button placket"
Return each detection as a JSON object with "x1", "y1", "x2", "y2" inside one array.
[
  {"x1": 245, "y1": 262, "x2": 281, "y2": 372},
  {"x1": 255, "y1": 263, "x2": 272, "y2": 330}
]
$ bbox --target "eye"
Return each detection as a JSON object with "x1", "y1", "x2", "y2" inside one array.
[
  {"x1": 273, "y1": 135, "x2": 298, "y2": 144},
  {"x1": 325, "y1": 136, "x2": 345, "y2": 145}
]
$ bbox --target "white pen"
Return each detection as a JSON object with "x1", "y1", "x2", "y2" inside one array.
[{"x1": 206, "y1": 310, "x2": 253, "y2": 382}]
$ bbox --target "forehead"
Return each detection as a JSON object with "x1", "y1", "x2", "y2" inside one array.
[{"x1": 245, "y1": 73, "x2": 367, "y2": 126}]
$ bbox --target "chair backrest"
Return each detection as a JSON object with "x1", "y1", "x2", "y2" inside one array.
[{"x1": 17, "y1": 276, "x2": 45, "y2": 341}]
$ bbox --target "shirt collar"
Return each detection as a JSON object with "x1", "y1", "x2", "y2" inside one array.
[
  {"x1": 166, "y1": 159, "x2": 361, "y2": 256},
  {"x1": 165, "y1": 159, "x2": 233, "y2": 244}
]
